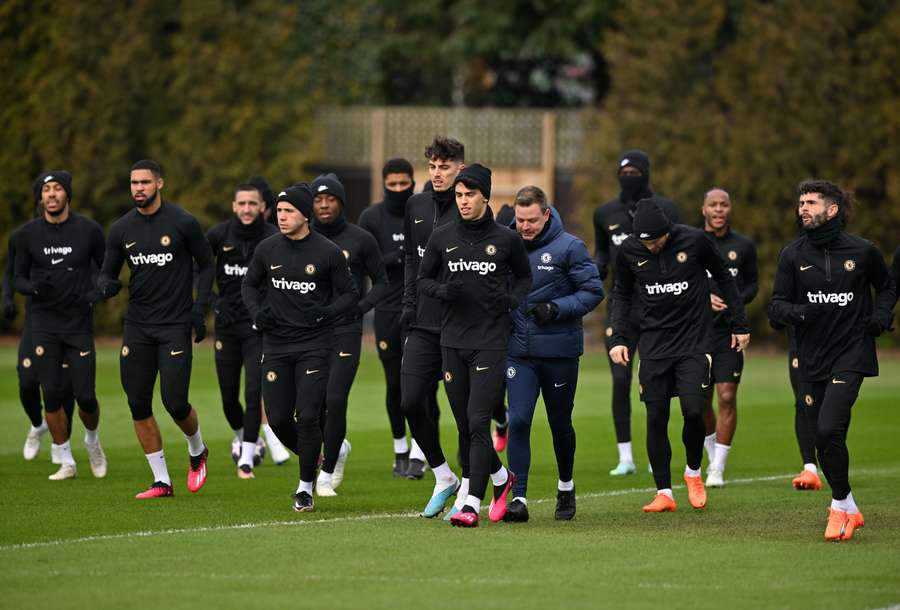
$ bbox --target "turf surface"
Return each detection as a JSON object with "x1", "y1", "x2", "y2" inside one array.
[{"x1": 1, "y1": 344, "x2": 898, "y2": 610}]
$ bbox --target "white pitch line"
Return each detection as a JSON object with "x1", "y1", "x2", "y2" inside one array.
[{"x1": 2, "y1": 467, "x2": 896, "y2": 552}]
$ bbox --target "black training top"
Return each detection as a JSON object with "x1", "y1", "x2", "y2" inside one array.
[
  {"x1": 14, "y1": 213, "x2": 105, "y2": 333},
  {"x1": 99, "y1": 201, "x2": 214, "y2": 326},
  {"x1": 359, "y1": 198, "x2": 406, "y2": 312},
  {"x1": 403, "y1": 188, "x2": 459, "y2": 332},
  {"x1": 207, "y1": 216, "x2": 278, "y2": 323},
  {"x1": 417, "y1": 207, "x2": 532, "y2": 350},
  {"x1": 610, "y1": 224, "x2": 749, "y2": 360},
  {"x1": 769, "y1": 223, "x2": 896, "y2": 381},
  {"x1": 241, "y1": 231, "x2": 358, "y2": 353},
  {"x1": 593, "y1": 194, "x2": 679, "y2": 282},
  {"x1": 706, "y1": 228, "x2": 759, "y2": 350}
]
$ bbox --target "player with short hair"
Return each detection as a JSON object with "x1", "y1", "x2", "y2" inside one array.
[
  {"x1": 311, "y1": 172, "x2": 389, "y2": 496},
  {"x1": 504, "y1": 186, "x2": 604, "y2": 522},
  {"x1": 699, "y1": 188, "x2": 759, "y2": 487},
  {"x1": 610, "y1": 198, "x2": 750, "y2": 513},
  {"x1": 14, "y1": 170, "x2": 107, "y2": 480},
  {"x1": 769, "y1": 179, "x2": 896, "y2": 541},
  {"x1": 242, "y1": 184, "x2": 358, "y2": 512},
  {"x1": 593, "y1": 150, "x2": 679, "y2": 476},
  {"x1": 418, "y1": 163, "x2": 532, "y2": 527},
  {"x1": 97, "y1": 159, "x2": 214, "y2": 498}
]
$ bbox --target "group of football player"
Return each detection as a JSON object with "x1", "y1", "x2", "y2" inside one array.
[{"x1": 4, "y1": 136, "x2": 897, "y2": 538}]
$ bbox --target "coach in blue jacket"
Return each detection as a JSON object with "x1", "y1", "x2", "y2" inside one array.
[{"x1": 504, "y1": 186, "x2": 604, "y2": 522}]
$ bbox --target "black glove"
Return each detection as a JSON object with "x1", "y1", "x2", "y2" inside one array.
[
  {"x1": 213, "y1": 299, "x2": 236, "y2": 328},
  {"x1": 490, "y1": 293, "x2": 517, "y2": 315},
  {"x1": 400, "y1": 308, "x2": 415, "y2": 332},
  {"x1": 529, "y1": 302, "x2": 559, "y2": 326},
  {"x1": 254, "y1": 309, "x2": 278, "y2": 332},
  {"x1": 98, "y1": 278, "x2": 122, "y2": 299},
  {"x1": 864, "y1": 319, "x2": 883, "y2": 337},
  {"x1": 191, "y1": 310, "x2": 207, "y2": 343},
  {"x1": 32, "y1": 279, "x2": 55, "y2": 297},
  {"x1": 799, "y1": 303, "x2": 829, "y2": 324},
  {"x1": 437, "y1": 280, "x2": 463, "y2": 302},
  {"x1": 76, "y1": 289, "x2": 100, "y2": 312},
  {"x1": 2, "y1": 301, "x2": 18, "y2": 320},
  {"x1": 303, "y1": 305, "x2": 332, "y2": 325}
]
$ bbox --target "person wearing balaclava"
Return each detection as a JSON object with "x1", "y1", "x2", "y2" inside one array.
[
  {"x1": 609, "y1": 197, "x2": 749, "y2": 515},
  {"x1": 592, "y1": 150, "x2": 680, "y2": 478},
  {"x1": 769, "y1": 179, "x2": 896, "y2": 541},
  {"x1": 307, "y1": 172, "x2": 389, "y2": 496},
  {"x1": 242, "y1": 182, "x2": 359, "y2": 512},
  {"x1": 359, "y1": 158, "x2": 425, "y2": 477}
]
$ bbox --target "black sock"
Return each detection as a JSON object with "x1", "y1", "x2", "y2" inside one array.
[{"x1": 461, "y1": 505, "x2": 477, "y2": 514}]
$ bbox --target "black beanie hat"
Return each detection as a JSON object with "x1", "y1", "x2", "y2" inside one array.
[
  {"x1": 276, "y1": 183, "x2": 314, "y2": 221},
  {"x1": 247, "y1": 176, "x2": 275, "y2": 210},
  {"x1": 632, "y1": 197, "x2": 672, "y2": 240},
  {"x1": 618, "y1": 150, "x2": 651, "y2": 177},
  {"x1": 453, "y1": 163, "x2": 492, "y2": 200},
  {"x1": 33, "y1": 170, "x2": 73, "y2": 204},
  {"x1": 382, "y1": 158, "x2": 414, "y2": 179},
  {"x1": 311, "y1": 173, "x2": 346, "y2": 206}
]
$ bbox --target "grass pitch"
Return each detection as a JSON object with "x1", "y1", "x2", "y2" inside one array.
[{"x1": 1, "y1": 343, "x2": 898, "y2": 610}]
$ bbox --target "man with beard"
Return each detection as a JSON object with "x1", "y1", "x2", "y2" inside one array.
[
  {"x1": 593, "y1": 151, "x2": 679, "y2": 476},
  {"x1": 310, "y1": 173, "x2": 389, "y2": 496},
  {"x1": 769, "y1": 179, "x2": 896, "y2": 541},
  {"x1": 97, "y1": 159, "x2": 214, "y2": 498},
  {"x1": 242, "y1": 184, "x2": 358, "y2": 512},
  {"x1": 14, "y1": 170, "x2": 107, "y2": 480},
  {"x1": 207, "y1": 183, "x2": 290, "y2": 479},
  {"x1": 359, "y1": 158, "x2": 432, "y2": 475},
  {"x1": 699, "y1": 188, "x2": 758, "y2": 487}
]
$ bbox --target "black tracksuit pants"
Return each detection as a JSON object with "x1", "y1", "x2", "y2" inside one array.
[
  {"x1": 400, "y1": 329, "x2": 445, "y2": 467},
  {"x1": 214, "y1": 321, "x2": 263, "y2": 443},
  {"x1": 321, "y1": 332, "x2": 362, "y2": 473}
]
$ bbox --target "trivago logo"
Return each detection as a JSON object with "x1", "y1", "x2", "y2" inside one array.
[
  {"x1": 447, "y1": 259, "x2": 497, "y2": 275},
  {"x1": 645, "y1": 281, "x2": 689, "y2": 295},
  {"x1": 807, "y1": 291, "x2": 854, "y2": 307},
  {"x1": 271, "y1": 277, "x2": 316, "y2": 293},
  {"x1": 43, "y1": 246, "x2": 72, "y2": 256},
  {"x1": 224, "y1": 264, "x2": 247, "y2": 276},
  {"x1": 611, "y1": 233, "x2": 629, "y2": 246},
  {"x1": 130, "y1": 252, "x2": 173, "y2": 267}
]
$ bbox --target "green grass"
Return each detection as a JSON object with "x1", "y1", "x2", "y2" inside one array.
[{"x1": 1, "y1": 345, "x2": 898, "y2": 610}]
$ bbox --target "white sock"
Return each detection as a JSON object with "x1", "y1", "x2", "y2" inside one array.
[
  {"x1": 239, "y1": 441, "x2": 256, "y2": 467},
  {"x1": 296, "y1": 479, "x2": 313, "y2": 495},
  {"x1": 262, "y1": 423, "x2": 281, "y2": 447},
  {"x1": 453, "y1": 478, "x2": 470, "y2": 510},
  {"x1": 393, "y1": 437, "x2": 409, "y2": 454},
  {"x1": 844, "y1": 492, "x2": 859, "y2": 515},
  {"x1": 339, "y1": 439, "x2": 351, "y2": 458},
  {"x1": 710, "y1": 443, "x2": 731, "y2": 471},
  {"x1": 318, "y1": 470, "x2": 333, "y2": 484},
  {"x1": 513, "y1": 496, "x2": 528, "y2": 505},
  {"x1": 185, "y1": 429, "x2": 205, "y2": 456},
  {"x1": 704, "y1": 433, "x2": 717, "y2": 463},
  {"x1": 658, "y1": 488, "x2": 674, "y2": 500},
  {"x1": 432, "y1": 461, "x2": 455, "y2": 483},
  {"x1": 409, "y1": 439, "x2": 425, "y2": 462},
  {"x1": 54, "y1": 441, "x2": 75, "y2": 466},
  {"x1": 617, "y1": 441, "x2": 634, "y2": 464},
  {"x1": 490, "y1": 465, "x2": 509, "y2": 487},
  {"x1": 831, "y1": 497, "x2": 849, "y2": 512},
  {"x1": 804, "y1": 463, "x2": 818, "y2": 475},
  {"x1": 464, "y1": 495, "x2": 482, "y2": 512},
  {"x1": 684, "y1": 466, "x2": 702, "y2": 478},
  {"x1": 145, "y1": 449, "x2": 171, "y2": 485},
  {"x1": 84, "y1": 427, "x2": 99, "y2": 445},
  {"x1": 32, "y1": 420, "x2": 48, "y2": 434},
  {"x1": 233, "y1": 427, "x2": 243, "y2": 442},
  {"x1": 496, "y1": 412, "x2": 509, "y2": 428},
  {"x1": 558, "y1": 479, "x2": 574, "y2": 492}
]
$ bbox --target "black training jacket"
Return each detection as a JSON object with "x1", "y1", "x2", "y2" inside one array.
[
  {"x1": 359, "y1": 199, "x2": 405, "y2": 312},
  {"x1": 417, "y1": 208, "x2": 532, "y2": 350},
  {"x1": 207, "y1": 216, "x2": 278, "y2": 323},
  {"x1": 403, "y1": 189, "x2": 458, "y2": 332},
  {"x1": 610, "y1": 224, "x2": 749, "y2": 360},
  {"x1": 707, "y1": 228, "x2": 759, "y2": 350},
  {"x1": 14, "y1": 213, "x2": 105, "y2": 333},
  {"x1": 242, "y1": 231, "x2": 358, "y2": 353},
  {"x1": 313, "y1": 217, "x2": 389, "y2": 334},
  {"x1": 768, "y1": 230, "x2": 896, "y2": 381},
  {"x1": 100, "y1": 201, "x2": 213, "y2": 326}
]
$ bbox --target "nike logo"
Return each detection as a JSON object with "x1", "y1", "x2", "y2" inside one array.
[
  {"x1": 125, "y1": 242, "x2": 136, "y2": 249},
  {"x1": 79, "y1": 351, "x2": 91, "y2": 357},
  {"x1": 609, "y1": 224, "x2": 620, "y2": 231},
  {"x1": 733, "y1": 371, "x2": 741, "y2": 377},
  {"x1": 832, "y1": 378, "x2": 846, "y2": 384},
  {"x1": 475, "y1": 366, "x2": 489, "y2": 372},
  {"x1": 414, "y1": 219, "x2": 424, "y2": 224},
  {"x1": 701, "y1": 383, "x2": 710, "y2": 389},
  {"x1": 637, "y1": 260, "x2": 649, "y2": 267},
  {"x1": 554, "y1": 382, "x2": 567, "y2": 388},
  {"x1": 306, "y1": 369, "x2": 319, "y2": 375},
  {"x1": 51, "y1": 258, "x2": 64, "y2": 265},
  {"x1": 170, "y1": 350, "x2": 184, "y2": 356},
  {"x1": 270, "y1": 264, "x2": 283, "y2": 270},
  {"x1": 222, "y1": 245, "x2": 235, "y2": 252},
  {"x1": 315, "y1": 317, "x2": 324, "y2": 323},
  {"x1": 800, "y1": 265, "x2": 813, "y2": 271},
  {"x1": 446, "y1": 246, "x2": 458, "y2": 253},
  {"x1": 338, "y1": 352, "x2": 353, "y2": 357}
]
